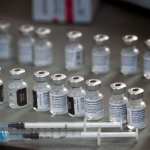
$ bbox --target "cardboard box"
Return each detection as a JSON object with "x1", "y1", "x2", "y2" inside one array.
[{"x1": 32, "y1": 0, "x2": 99, "y2": 23}]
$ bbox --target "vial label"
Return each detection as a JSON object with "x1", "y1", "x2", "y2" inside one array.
[
  {"x1": 18, "y1": 42, "x2": 33, "y2": 63},
  {"x1": 33, "y1": 90, "x2": 49, "y2": 111},
  {"x1": 121, "y1": 55, "x2": 138, "y2": 74},
  {"x1": 65, "y1": 50, "x2": 83, "y2": 69},
  {"x1": 109, "y1": 102, "x2": 127, "y2": 123},
  {"x1": 17, "y1": 88, "x2": 27, "y2": 106},
  {"x1": 34, "y1": 46, "x2": 53, "y2": 66},
  {"x1": 85, "y1": 99, "x2": 104, "y2": 119},
  {"x1": 144, "y1": 55, "x2": 150, "y2": 79},
  {"x1": 67, "y1": 97, "x2": 74, "y2": 114},
  {"x1": 127, "y1": 108, "x2": 145, "y2": 129},
  {"x1": 33, "y1": 91, "x2": 37, "y2": 108},
  {"x1": 144, "y1": 58, "x2": 150, "y2": 70},
  {"x1": 8, "y1": 88, "x2": 17, "y2": 107},
  {"x1": 50, "y1": 94, "x2": 67, "y2": 114},
  {"x1": 0, "y1": 85, "x2": 3, "y2": 102},
  {"x1": 0, "y1": 38, "x2": 11, "y2": 59},
  {"x1": 67, "y1": 96, "x2": 85, "y2": 116},
  {"x1": 92, "y1": 53, "x2": 110, "y2": 73}
]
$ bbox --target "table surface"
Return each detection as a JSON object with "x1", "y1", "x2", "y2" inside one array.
[{"x1": 0, "y1": 1, "x2": 150, "y2": 150}]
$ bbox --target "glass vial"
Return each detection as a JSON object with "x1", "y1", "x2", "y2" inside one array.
[
  {"x1": 18, "y1": 24, "x2": 34, "y2": 64},
  {"x1": 127, "y1": 87, "x2": 146, "y2": 130},
  {"x1": 8, "y1": 68, "x2": 28, "y2": 109},
  {"x1": 143, "y1": 39, "x2": 150, "y2": 79},
  {"x1": 67, "y1": 75, "x2": 86, "y2": 117},
  {"x1": 50, "y1": 73, "x2": 68, "y2": 115},
  {"x1": 0, "y1": 22, "x2": 12, "y2": 59},
  {"x1": 33, "y1": 27, "x2": 53, "y2": 67},
  {"x1": 121, "y1": 35, "x2": 139, "y2": 75},
  {"x1": 85, "y1": 79, "x2": 104, "y2": 120},
  {"x1": 33, "y1": 70, "x2": 51, "y2": 112},
  {"x1": 109, "y1": 82, "x2": 128, "y2": 124},
  {"x1": 92, "y1": 34, "x2": 110, "y2": 74},
  {"x1": 65, "y1": 31, "x2": 84, "y2": 71}
]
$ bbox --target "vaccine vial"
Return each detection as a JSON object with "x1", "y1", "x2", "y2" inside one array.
[
  {"x1": 85, "y1": 79, "x2": 104, "y2": 120},
  {"x1": 67, "y1": 75, "x2": 86, "y2": 117},
  {"x1": 18, "y1": 24, "x2": 34, "y2": 64},
  {"x1": 33, "y1": 70, "x2": 51, "y2": 112},
  {"x1": 143, "y1": 39, "x2": 150, "y2": 79},
  {"x1": 8, "y1": 68, "x2": 28, "y2": 109},
  {"x1": 33, "y1": 27, "x2": 53, "y2": 67},
  {"x1": 65, "y1": 31, "x2": 84, "y2": 71},
  {"x1": 127, "y1": 87, "x2": 146, "y2": 130},
  {"x1": 121, "y1": 35, "x2": 139, "y2": 75},
  {"x1": 109, "y1": 82, "x2": 128, "y2": 124},
  {"x1": 50, "y1": 73, "x2": 68, "y2": 115},
  {"x1": 0, "y1": 22, "x2": 12, "y2": 60},
  {"x1": 92, "y1": 34, "x2": 110, "y2": 74}
]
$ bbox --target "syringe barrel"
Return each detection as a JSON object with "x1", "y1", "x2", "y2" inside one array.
[{"x1": 24, "y1": 122, "x2": 121, "y2": 129}]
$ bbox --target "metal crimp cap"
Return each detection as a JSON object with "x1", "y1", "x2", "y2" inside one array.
[
  {"x1": 69, "y1": 75, "x2": 84, "y2": 88},
  {"x1": 10, "y1": 68, "x2": 26, "y2": 79},
  {"x1": 145, "y1": 39, "x2": 150, "y2": 48},
  {"x1": 35, "y1": 27, "x2": 51, "y2": 38},
  {"x1": 51, "y1": 73, "x2": 67, "y2": 85},
  {"x1": 128, "y1": 87, "x2": 144, "y2": 100},
  {"x1": 34, "y1": 70, "x2": 50, "y2": 82},
  {"x1": 111, "y1": 82, "x2": 127, "y2": 95},
  {"x1": 123, "y1": 35, "x2": 138, "y2": 45},
  {"x1": 0, "y1": 22, "x2": 11, "y2": 31},
  {"x1": 19, "y1": 24, "x2": 34, "y2": 35},
  {"x1": 67, "y1": 31, "x2": 82, "y2": 41},
  {"x1": 86, "y1": 79, "x2": 101, "y2": 91},
  {"x1": 94, "y1": 34, "x2": 109, "y2": 44}
]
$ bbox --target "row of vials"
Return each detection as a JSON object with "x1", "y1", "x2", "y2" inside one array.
[
  {"x1": 0, "y1": 22, "x2": 150, "y2": 79},
  {"x1": 0, "y1": 67, "x2": 146, "y2": 130}
]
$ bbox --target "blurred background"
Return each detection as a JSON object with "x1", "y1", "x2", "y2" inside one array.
[
  {"x1": 0, "y1": 0, "x2": 150, "y2": 71},
  {"x1": 0, "y1": 0, "x2": 150, "y2": 23}
]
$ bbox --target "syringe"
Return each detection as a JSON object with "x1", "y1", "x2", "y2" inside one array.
[
  {"x1": 0, "y1": 121, "x2": 122, "y2": 130},
  {"x1": 0, "y1": 129, "x2": 138, "y2": 146}
]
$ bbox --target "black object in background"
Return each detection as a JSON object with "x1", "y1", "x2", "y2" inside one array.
[{"x1": 0, "y1": 144, "x2": 33, "y2": 150}]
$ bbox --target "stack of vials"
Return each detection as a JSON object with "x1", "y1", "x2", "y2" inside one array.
[
  {"x1": 0, "y1": 21, "x2": 147, "y2": 146},
  {"x1": 0, "y1": 67, "x2": 146, "y2": 131},
  {"x1": 0, "y1": 22, "x2": 150, "y2": 79}
]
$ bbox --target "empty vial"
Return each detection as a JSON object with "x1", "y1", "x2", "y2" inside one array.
[
  {"x1": 67, "y1": 75, "x2": 86, "y2": 117},
  {"x1": 127, "y1": 87, "x2": 146, "y2": 130},
  {"x1": 33, "y1": 70, "x2": 51, "y2": 112},
  {"x1": 0, "y1": 22, "x2": 12, "y2": 60},
  {"x1": 109, "y1": 82, "x2": 128, "y2": 124},
  {"x1": 33, "y1": 27, "x2": 53, "y2": 67},
  {"x1": 8, "y1": 68, "x2": 28, "y2": 109},
  {"x1": 143, "y1": 39, "x2": 150, "y2": 79},
  {"x1": 92, "y1": 34, "x2": 110, "y2": 74},
  {"x1": 121, "y1": 35, "x2": 139, "y2": 75},
  {"x1": 85, "y1": 79, "x2": 104, "y2": 120},
  {"x1": 50, "y1": 73, "x2": 68, "y2": 115},
  {"x1": 18, "y1": 24, "x2": 34, "y2": 64},
  {"x1": 65, "y1": 31, "x2": 84, "y2": 71}
]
